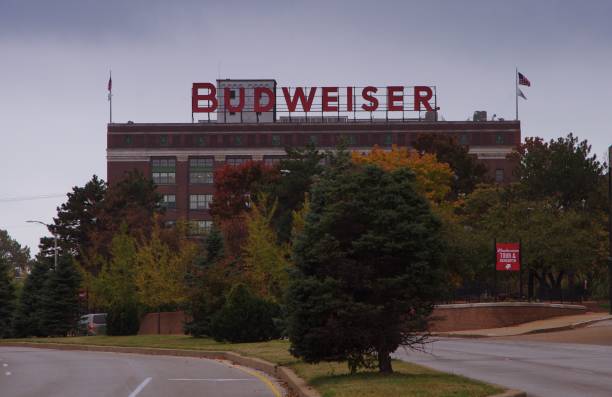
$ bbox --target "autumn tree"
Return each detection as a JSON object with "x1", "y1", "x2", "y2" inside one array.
[
  {"x1": 134, "y1": 221, "x2": 196, "y2": 333},
  {"x1": 352, "y1": 145, "x2": 453, "y2": 204},
  {"x1": 242, "y1": 194, "x2": 291, "y2": 302},
  {"x1": 413, "y1": 133, "x2": 489, "y2": 196},
  {"x1": 0, "y1": 229, "x2": 32, "y2": 278},
  {"x1": 287, "y1": 152, "x2": 445, "y2": 374}
]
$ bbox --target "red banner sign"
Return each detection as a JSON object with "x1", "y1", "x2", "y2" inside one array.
[{"x1": 496, "y1": 242, "x2": 520, "y2": 271}]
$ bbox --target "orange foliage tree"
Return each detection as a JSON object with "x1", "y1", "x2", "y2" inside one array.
[{"x1": 351, "y1": 145, "x2": 453, "y2": 203}]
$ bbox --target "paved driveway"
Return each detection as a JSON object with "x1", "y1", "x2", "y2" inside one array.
[
  {"x1": 394, "y1": 337, "x2": 612, "y2": 397},
  {"x1": 0, "y1": 347, "x2": 281, "y2": 397}
]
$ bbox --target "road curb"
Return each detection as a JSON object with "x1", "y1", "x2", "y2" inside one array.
[
  {"x1": 432, "y1": 315, "x2": 612, "y2": 338},
  {"x1": 1, "y1": 342, "x2": 319, "y2": 397}
]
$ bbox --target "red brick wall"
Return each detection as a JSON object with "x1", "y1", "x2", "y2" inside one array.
[{"x1": 138, "y1": 311, "x2": 187, "y2": 335}]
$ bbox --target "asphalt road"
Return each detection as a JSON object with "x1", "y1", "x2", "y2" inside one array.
[
  {"x1": 0, "y1": 347, "x2": 281, "y2": 397},
  {"x1": 394, "y1": 334, "x2": 612, "y2": 397}
]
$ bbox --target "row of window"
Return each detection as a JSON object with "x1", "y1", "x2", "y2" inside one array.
[
  {"x1": 161, "y1": 194, "x2": 213, "y2": 210},
  {"x1": 164, "y1": 220, "x2": 213, "y2": 235},
  {"x1": 123, "y1": 133, "x2": 509, "y2": 147}
]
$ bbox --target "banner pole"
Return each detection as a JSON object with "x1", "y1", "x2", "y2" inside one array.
[
  {"x1": 519, "y1": 239, "x2": 523, "y2": 300},
  {"x1": 493, "y1": 238, "x2": 497, "y2": 301}
]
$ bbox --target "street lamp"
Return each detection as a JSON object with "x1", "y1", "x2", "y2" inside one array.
[{"x1": 26, "y1": 220, "x2": 58, "y2": 268}]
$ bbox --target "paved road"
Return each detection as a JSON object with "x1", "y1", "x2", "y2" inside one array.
[
  {"x1": 394, "y1": 337, "x2": 612, "y2": 397},
  {"x1": 0, "y1": 347, "x2": 281, "y2": 397}
]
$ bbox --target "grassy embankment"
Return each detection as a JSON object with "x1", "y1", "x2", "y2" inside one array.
[{"x1": 3, "y1": 335, "x2": 502, "y2": 397}]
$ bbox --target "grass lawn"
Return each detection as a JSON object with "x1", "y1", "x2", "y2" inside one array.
[{"x1": 2, "y1": 335, "x2": 502, "y2": 397}]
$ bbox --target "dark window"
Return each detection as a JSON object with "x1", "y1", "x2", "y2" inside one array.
[
  {"x1": 459, "y1": 134, "x2": 469, "y2": 145},
  {"x1": 161, "y1": 194, "x2": 176, "y2": 209},
  {"x1": 190, "y1": 194, "x2": 213, "y2": 210},
  {"x1": 234, "y1": 135, "x2": 243, "y2": 146},
  {"x1": 264, "y1": 156, "x2": 286, "y2": 166},
  {"x1": 230, "y1": 90, "x2": 236, "y2": 99},
  {"x1": 93, "y1": 314, "x2": 106, "y2": 325},
  {"x1": 196, "y1": 136, "x2": 206, "y2": 146},
  {"x1": 495, "y1": 169, "x2": 504, "y2": 183},
  {"x1": 160, "y1": 135, "x2": 168, "y2": 145},
  {"x1": 348, "y1": 135, "x2": 357, "y2": 145},
  {"x1": 189, "y1": 158, "x2": 214, "y2": 184},
  {"x1": 384, "y1": 134, "x2": 393, "y2": 146},
  {"x1": 151, "y1": 158, "x2": 176, "y2": 184},
  {"x1": 227, "y1": 157, "x2": 251, "y2": 166},
  {"x1": 495, "y1": 134, "x2": 505, "y2": 144},
  {"x1": 271, "y1": 135, "x2": 281, "y2": 146},
  {"x1": 309, "y1": 135, "x2": 318, "y2": 145},
  {"x1": 124, "y1": 135, "x2": 132, "y2": 145}
]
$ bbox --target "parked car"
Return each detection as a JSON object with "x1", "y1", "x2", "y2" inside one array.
[{"x1": 78, "y1": 313, "x2": 107, "y2": 336}]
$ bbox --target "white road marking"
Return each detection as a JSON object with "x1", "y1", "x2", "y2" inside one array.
[
  {"x1": 128, "y1": 377, "x2": 152, "y2": 397},
  {"x1": 168, "y1": 378, "x2": 255, "y2": 381},
  {"x1": 5, "y1": 372, "x2": 11, "y2": 376},
  {"x1": 2, "y1": 363, "x2": 7, "y2": 367}
]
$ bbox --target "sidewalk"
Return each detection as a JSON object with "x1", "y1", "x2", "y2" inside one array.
[{"x1": 433, "y1": 312, "x2": 612, "y2": 337}]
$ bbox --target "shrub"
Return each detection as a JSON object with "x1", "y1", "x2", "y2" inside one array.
[
  {"x1": 210, "y1": 284, "x2": 280, "y2": 343},
  {"x1": 106, "y1": 302, "x2": 140, "y2": 335}
]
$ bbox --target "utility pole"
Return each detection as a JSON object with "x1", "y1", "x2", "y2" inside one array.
[{"x1": 26, "y1": 220, "x2": 58, "y2": 268}]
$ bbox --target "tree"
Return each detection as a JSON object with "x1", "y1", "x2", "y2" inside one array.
[
  {"x1": 39, "y1": 256, "x2": 82, "y2": 336},
  {"x1": 0, "y1": 229, "x2": 32, "y2": 278},
  {"x1": 510, "y1": 133, "x2": 605, "y2": 208},
  {"x1": 210, "y1": 283, "x2": 280, "y2": 343},
  {"x1": 352, "y1": 145, "x2": 453, "y2": 204},
  {"x1": 287, "y1": 157, "x2": 445, "y2": 374},
  {"x1": 210, "y1": 161, "x2": 280, "y2": 220},
  {"x1": 12, "y1": 258, "x2": 50, "y2": 337},
  {"x1": 242, "y1": 194, "x2": 291, "y2": 302},
  {"x1": 134, "y1": 222, "x2": 196, "y2": 333},
  {"x1": 0, "y1": 255, "x2": 16, "y2": 337},
  {"x1": 413, "y1": 133, "x2": 489, "y2": 196},
  {"x1": 91, "y1": 226, "x2": 140, "y2": 335}
]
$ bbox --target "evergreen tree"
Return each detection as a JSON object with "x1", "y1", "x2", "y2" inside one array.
[
  {"x1": 287, "y1": 155, "x2": 445, "y2": 374},
  {"x1": 13, "y1": 258, "x2": 50, "y2": 337},
  {"x1": 39, "y1": 256, "x2": 82, "y2": 336},
  {"x1": 0, "y1": 255, "x2": 16, "y2": 338}
]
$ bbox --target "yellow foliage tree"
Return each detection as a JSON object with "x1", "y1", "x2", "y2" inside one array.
[{"x1": 352, "y1": 145, "x2": 453, "y2": 203}]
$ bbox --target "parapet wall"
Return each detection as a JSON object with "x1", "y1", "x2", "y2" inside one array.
[{"x1": 429, "y1": 302, "x2": 586, "y2": 332}]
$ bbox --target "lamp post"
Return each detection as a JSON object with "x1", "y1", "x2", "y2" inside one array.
[{"x1": 26, "y1": 220, "x2": 58, "y2": 268}]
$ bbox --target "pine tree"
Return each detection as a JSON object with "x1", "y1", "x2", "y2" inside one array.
[
  {"x1": 13, "y1": 259, "x2": 50, "y2": 337},
  {"x1": 0, "y1": 255, "x2": 16, "y2": 338},
  {"x1": 287, "y1": 155, "x2": 445, "y2": 374},
  {"x1": 39, "y1": 256, "x2": 82, "y2": 336}
]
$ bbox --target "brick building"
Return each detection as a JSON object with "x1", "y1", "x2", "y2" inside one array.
[{"x1": 107, "y1": 79, "x2": 520, "y2": 234}]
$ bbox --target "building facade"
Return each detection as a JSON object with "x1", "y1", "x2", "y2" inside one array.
[{"x1": 107, "y1": 79, "x2": 520, "y2": 235}]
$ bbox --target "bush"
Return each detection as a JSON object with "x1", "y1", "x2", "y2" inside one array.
[
  {"x1": 210, "y1": 284, "x2": 280, "y2": 343},
  {"x1": 106, "y1": 302, "x2": 140, "y2": 336}
]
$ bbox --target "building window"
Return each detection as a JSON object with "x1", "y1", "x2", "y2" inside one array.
[
  {"x1": 159, "y1": 135, "x2": 168, "y2": 146},
  {"x1": 495, "y1": 134, "x2": 505, "y2": 144},
  {"x1": 459, "y1": 134, "x2": 469, "y2": 145},
  {"x1": 189, "y1": 158, "x2": 214, "y2": 184},
  {"x1": 495, "y1": 169, "x2": 504, "y2": 183},
  {"x1": 161, "y1": 194, "x2": 176, "y2": 209},
  {"x1": 271, "y1": 135, "x2": 281, "y2": 146},
  {"x1": 227, "y1": 157, "x2": 251, "y2": 167},
  {"x1": 264, "y1": 156, "x2": 285, "y2": 166},
  {"x1": 189, "y1": 220, "x2": 212, "y2": 235},
  {"x1": 189, "y1": 194, "x2": 213, "y2": 210},
  {"x1": 196, "y1": 136, "x2": 206, "y2": 146},
  {"x1": 124, "y1": 135, "x2": 132, "y2": 145},
  {"x1": 309, "y1": 135, "x2": 318, "y2": 145},
  {"x1": 229, "y1": 112, "x2": 236, "y2": 116},
  {"x1": 229, "y1": 90, "x2": 236, "y2": 99},
  {"x1": 234, "y1": 135, "x2": 243, "y2": 146},
  {"x1": 347, "y1": 135, "x2": 357, "y2": 145},
  {"x1": 151, "y1": 158, "x2": 176, "y2": 185},
  {"x1": 384, "y1": 134, "x2": 392, "y2": 146},
  {"x1": 164, "y1": 220, "x2": 176, "y2": 228}
]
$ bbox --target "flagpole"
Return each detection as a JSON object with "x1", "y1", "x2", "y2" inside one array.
[
  {"x1": 109, "y1": 70, "x2": 113, "y2": 124},
  {"x1": 515, "y1": 67, "x2": 518, "y2": 121}
]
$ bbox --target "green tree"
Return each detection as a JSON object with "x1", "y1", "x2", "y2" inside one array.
[
  {"x1": 12, "y1": 258, "x2": 50, "y2": 337},
  {"x1": 287, "y1": 157, "x2": 445, "y2": 374},
  {"x1": 0, "y1": 255, "x2": 16, "y2": 337},
  {"x1": 0, "y1": 229, "x2": 32, "y2": 278},
  {"x1": 510, "y1": 133, "x2": 605, "y2": 208},
  {"x1": 39, "y1": 256, "x2": 82, "y2": 336},
  {"x1": 414, "y1": 133, "x2": 489, "y2": 197},
  {"x1": 210, "y1": 283, "x2": 280, "y2": 343},
  {"x1": 243, "y1": 194, "x2": 291, "y2": 302}
]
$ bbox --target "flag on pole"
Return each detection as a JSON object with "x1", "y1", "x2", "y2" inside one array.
[
  {"x1": 107, "y1": 73, "x2": 112, "y2": 101},
  {"x1": 517, "y1": 88, "x2": 527, "y2": 100},
  {"x1": 518, "y1": 72, "x2": 531, "y2": 87}
]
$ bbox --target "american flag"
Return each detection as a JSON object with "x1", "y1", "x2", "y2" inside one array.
[
  {"x1": 518, "y1": 72, "x2": 531, "y2": 87},
  {"x1": 107, "y1": 76, "x2": 112, "y2": 92}
]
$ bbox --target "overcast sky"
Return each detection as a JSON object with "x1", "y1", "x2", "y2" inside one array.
[{"x1": 1, "y1": 0, "x2": 611, "y2": 254}]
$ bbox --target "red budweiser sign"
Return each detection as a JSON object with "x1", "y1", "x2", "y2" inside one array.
[
  {"x1": 191, "y1": 83, "x2": 436, "y2": 114},
  {"x1": 496, "y1": 242, "x2": 520, "y2": 271}
]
